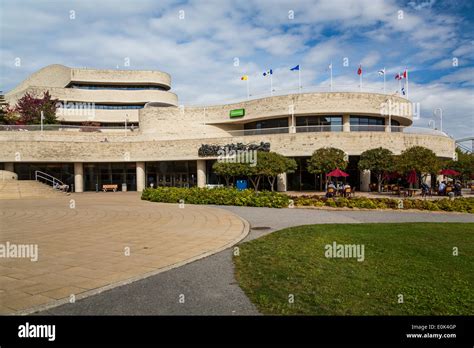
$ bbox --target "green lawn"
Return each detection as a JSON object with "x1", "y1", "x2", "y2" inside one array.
[{"x1": 234, "y1": 223, "x2": 474, "y2": 315}]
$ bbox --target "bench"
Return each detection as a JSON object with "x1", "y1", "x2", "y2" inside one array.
[{"x1": 102, "y1": 184, "x2": 118, "y2": 192}]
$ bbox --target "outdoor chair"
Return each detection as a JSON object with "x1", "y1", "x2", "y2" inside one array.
[{"x1": 344, "y1": 187, "x2": 352, "y2": 197}]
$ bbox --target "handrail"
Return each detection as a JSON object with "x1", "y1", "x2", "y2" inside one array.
[{"x1": 35, "y1": 170, "x2": 65, "y2": 188}]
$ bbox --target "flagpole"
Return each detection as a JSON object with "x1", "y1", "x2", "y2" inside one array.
[
  {"x1": 298, "y1": 66, "x2": 301, "y2": 92},
  {"x1": 270, "y1": 74, "x2": 273, "y2": 96},
  {"x1": 330, "y1": 62, "x2": 333, "y2": 92},
  {"x1": 405, "y1": 68, "x2": 408, "y2": 99},
  {"x1": 246, "y1": 78, "x2": 249, "y2": 100},
  {"x1": 383, "y1": 67, "x2": 386, "y2": 94},
  {"x1": 359, "y1": 65, "x2": 362, "y2": 92},
  {"x1": 398, "y1": 72, "x2": 401, "y2": 95}
]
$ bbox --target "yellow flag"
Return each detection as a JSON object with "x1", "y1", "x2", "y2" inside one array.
[{"x1": 241, "y1": 75, "x2": 248, "y2": 81}]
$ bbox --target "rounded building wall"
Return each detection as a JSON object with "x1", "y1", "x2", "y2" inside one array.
[{"x1": 139, "y1": 92, "x2": 413, "y2": 138}]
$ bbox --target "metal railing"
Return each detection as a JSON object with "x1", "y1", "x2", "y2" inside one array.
[
  {"x1": 0, "y1": 124, "x2": 138, "y2": 132},
  {"x1": 295, "y1": 125, "x2": 343, "y2": 133},
  {"x1": 181, "y1": 83, "x2": 408, "y2": 107},
  {"x1": 35, "y1": 170, "x2": 66, "y2": 189},
  {"x1": 227, "y1": 127, "x2": 290, "y2": 137}
]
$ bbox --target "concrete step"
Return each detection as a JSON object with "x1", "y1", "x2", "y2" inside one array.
[{"x1": 0, "y1": 180, "x2": 67, "y2": 199}]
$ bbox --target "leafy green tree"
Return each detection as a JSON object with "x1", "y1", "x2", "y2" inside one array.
[
  {"x1": 397, "y1": 146, "x2": 440, "y2": 185},
  {"x1": 212, "y1": 161, "x2": 246, "y2": 187},
  {"x1": 307, "y1": 147, "x2": 347, "y2": 190},
  {"x1": 358, "y1": 147, "x2": 394, "y2": 192},
  {"x1": 15, "y1": 91, "x2": 59, "y2": 125},
  {"x1": 213, "y1": 151, "x2": 297, "y2": 191},
  {"x1": 258, "y1": 152, "x2": 297, "y2": 191},
  {"x1": 444, "y1": 148, "x2": 474, "y2": 183}
]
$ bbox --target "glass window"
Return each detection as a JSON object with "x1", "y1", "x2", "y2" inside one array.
[
  {"x1": 350, "y1": 116, "x2": 385, "y2": 131},
  {"x1": 295, "y1": 116, "x2": 342, "y2": 132}
]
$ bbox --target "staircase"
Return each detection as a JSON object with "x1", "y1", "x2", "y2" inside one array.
[{"x1": 0, "y1": 180, "x2": 66, "y2": 199}]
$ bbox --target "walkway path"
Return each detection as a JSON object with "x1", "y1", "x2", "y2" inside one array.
[{"x1": 39, "y1": 205, "x2": 473, "y2": 315}]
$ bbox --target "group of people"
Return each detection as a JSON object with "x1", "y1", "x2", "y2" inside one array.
[
  {"x1": 437, "y1": 180, "x2": 462, "y2": 196},
  {"x1": 326, "y1": 181, "x2": 351, "y2": 198}
]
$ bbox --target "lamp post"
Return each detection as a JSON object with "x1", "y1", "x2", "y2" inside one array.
[
  {"x1": 433, "y1": 108, "x2": 443, "y2": 132},
  {"x1": 40, "y1": 111, "x2": 44, "y2": 134}
]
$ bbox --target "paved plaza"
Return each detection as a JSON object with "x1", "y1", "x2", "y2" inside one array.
[{"x1": 0, "y1": 193, "x2": 249, "y2": 314}]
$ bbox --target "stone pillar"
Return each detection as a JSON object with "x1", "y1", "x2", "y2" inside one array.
[
  {"x1": 277, "y1": 173, "x2": 287, "y2": 192},
  {"x1": 136, "y1": 162, "x2": 146, "y2": 192},
  {"x1": 288, "y1": 116, "x2": 296, "y2": 133},
  {"x1": 385, "y1": 118, "x2": 391, "y2": 132},
  {"x1": 343, "y1": 114, "x2": 350, "y2": 132},
  {"x1": 74, "y1": 162, "x2": 84, "y2": 193},
  {"x1": 360, "y1": 169, "x2": 371, "y2": 192},
  {"x1": 423, "y1": 173, "x2": 431, "y2": 187},
  {"x1": 197, "y1": 160, "x2": 206, "y2": 188},
  {"x1": 4, "y1": 162, "x2": 14, "y2": 172}
]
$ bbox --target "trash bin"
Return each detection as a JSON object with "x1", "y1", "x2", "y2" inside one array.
[
  {"x1": 236, "y1": 180, "x2": 248, "y2": 191},
  {"x1": 122, "y1": 183, "x2": 127, "y2": 192}
]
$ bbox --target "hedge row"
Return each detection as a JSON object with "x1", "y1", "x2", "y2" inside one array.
[
  {"x1": 290, "y1": 196, "x2": 474, "y2": 214},
  {"x1": 141, "y1": 187, "x2": 473, "y2": 213},
  {"x1": 141, "y1": 187, "x2": 290, "y2": 208}
]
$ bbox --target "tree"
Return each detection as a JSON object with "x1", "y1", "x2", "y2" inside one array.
[
  {"x1": 0, "y1": 94, "x2": 18, "y2": 125},
  {"x1": 358, "y1": 147, "x2": 394, "y2": 192},
  {"x1": 213, "y1": 151, "x2": 297, "y2": 191},
  {"x1": 444, "y1": 148, "x2": 474, "y2": 183},
  {"x1": 15, "y1": 91, "x2": 59, "y2": 125},
  {"x1": 258, "y1": 152, "x2": 297, "y2": 191},
  {"x1": 212, "y1": 161, "x2": 246, "y2": 187},
  {"x1": 397, "y1": 146, "x2": 440, "y2": 185},
  {"x1": 307, "y1": 147, "x2": 347, "y2": 190}
]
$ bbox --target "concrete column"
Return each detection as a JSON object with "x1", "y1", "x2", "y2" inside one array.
[
  {"x1": 197, "y1": 160, "x2": 206, "y2": 188},
  {"x1": 136, "y1": 162, "x2": 146, "y2": 192},
  {"x1": 423, "y1": 173, "x2": 431, "y2": 187},
  {"x1": 385, "y1": 118, "x2": 392, "y2": 132},
  {"x1": 343, "y1": 114, "x2": 350, "y2": 132},
  {"x1": 360, "y1": 169, "x2": 371, "y2": 192},
  {"x1": 74, "y1": 162, "x2": 84, "y2": 193},
  {"x1": 277, "y1": 173, "x2": 287, "y2": 192},
  {"x1": 288, "y1": 116, "x2": 296, "y2": 133},
  {"x1": 4, "y1": 162, "x2": 14, "y2": 172}
]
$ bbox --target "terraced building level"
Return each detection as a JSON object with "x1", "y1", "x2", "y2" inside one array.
[{"x1": 1, "y1": 64, "x2": 455, "y2": 192}]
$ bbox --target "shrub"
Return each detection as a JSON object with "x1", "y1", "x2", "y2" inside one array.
[
  {"x1": 291, "y1": 194, "x2": 474, "y2": 214},
  {"x1": 141, "y1": 187, "x2": 291, "y2": 208}
]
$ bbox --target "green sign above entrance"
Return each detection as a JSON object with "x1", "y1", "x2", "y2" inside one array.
[{"x1": 229, "y1": 108, "x2": 245, "y2": 118}]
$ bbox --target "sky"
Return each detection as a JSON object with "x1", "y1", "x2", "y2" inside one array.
[{"x1": 0, "y1": 0, "x2": 473, "y2": 139}]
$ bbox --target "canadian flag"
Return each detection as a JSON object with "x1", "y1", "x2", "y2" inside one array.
[
  {"x1": 403, "y1": 69, "x2": 408, "y2": 79},
  {"x1": 395, "y1": 73, "x2": 402, "y2": 80},
  {"x1": 357, "y1": 65, "x2": 362, "y2": 75}
]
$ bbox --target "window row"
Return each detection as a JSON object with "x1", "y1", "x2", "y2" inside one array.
[{"x1": 68, "y1": 84, "x2": 167, "y2": 91}]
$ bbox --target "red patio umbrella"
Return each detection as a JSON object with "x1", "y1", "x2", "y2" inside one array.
[
  {"x1": 407, "y1": 169, "x2": 417, "y2": 185},
  {"x1": 439, "y1": 169, "x2": 460, "y2": 176},
  {"x1": 327, "y1": 168, "x2": 349, "y2": 177}
]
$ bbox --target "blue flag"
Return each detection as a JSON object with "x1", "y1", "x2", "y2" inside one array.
[
  {"x1": 263, "y1": 69, "x2": 273, "y2": 76},
  {"x1": 290, "y1": 65, "x2": 300, "y2": 71}
]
